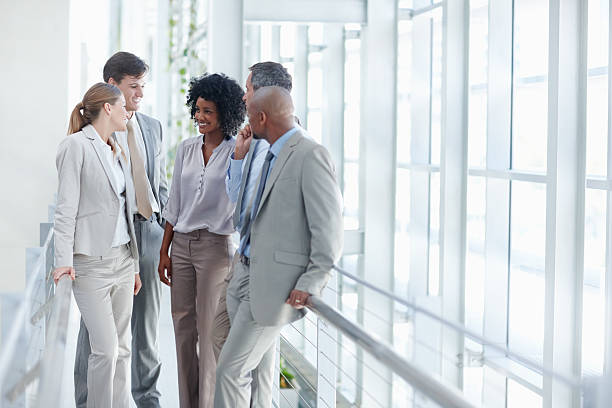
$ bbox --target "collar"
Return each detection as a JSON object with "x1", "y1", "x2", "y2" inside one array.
[
  {"x1": 128, "y1": 113, "x2": 138, "y2": 127},
  {"x1": 201, "y1": 135, "x2": 231, "y2": 152},
  {"x1": 82, "y1": 124, "x2": 98, "y2": 140},
  {"x1": 84, "y1": 124, "x2": 107, "y2": 146},
  {"x1": 269, "y1": 127, "x2": 298, "y2": 158},
  {"x1": 84, "y1": 124, "x2": 122, "y2": 155}
]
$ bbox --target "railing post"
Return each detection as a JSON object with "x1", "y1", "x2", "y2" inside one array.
[
  {"x1": 0, "y1": 293, "x2": 24, "y2": 408},
  {"x1": 273, "y1": 338, "x2": 280, "y2": 407},
  {"x1": 40, "y1": 223, "x2": 54, "y2": 333},
  {"x1": 316, "y1": 273, "x2": 337, "y2": 407}
]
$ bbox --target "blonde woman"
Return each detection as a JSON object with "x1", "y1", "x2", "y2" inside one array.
[{"x1": 53, "y1": 82, "x2": 142, "y2": 407}]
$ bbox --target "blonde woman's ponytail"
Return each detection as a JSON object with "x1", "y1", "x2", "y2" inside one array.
[
  {"x1": 67, "y1": 83, "x2": 122, "y2": 135},
  {"x1": 68, "y1": 101, "x2": 86, "y2": 135}
]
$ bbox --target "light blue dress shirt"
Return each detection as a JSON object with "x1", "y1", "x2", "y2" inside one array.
[
  {"x1": 238, "y1": 127, "x2": 298, "y2": 257},
  {"x1": 225, "y1": 139, "x2": 269, "y2": 231}
]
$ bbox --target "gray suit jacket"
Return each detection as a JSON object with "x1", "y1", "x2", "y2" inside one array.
[
  {"x1": 54, "y1": 125, "x2": 140, "y2": 271},
  {"x1": 114, "y1": 112, "x2": 168, "y2": 226},
  {"x1": 249, "y1": 129, "x2": 343, "y2": 326}
]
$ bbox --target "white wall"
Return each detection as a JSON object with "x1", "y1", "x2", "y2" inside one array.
[{"x1": 0, "y1": 0, "x2": 70, "y2": 291}]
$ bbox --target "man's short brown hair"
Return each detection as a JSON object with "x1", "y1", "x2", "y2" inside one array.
[{"x1": 103, "y1": 52, "x2": 149, "y2": 83}]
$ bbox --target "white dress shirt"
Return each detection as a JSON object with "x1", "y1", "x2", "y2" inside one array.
[
  {"x1": 92, "y1": 129, "x2": 131, "y2": 247},
  {"x1": 116, "y1": 114, "x2": 160, "y2": 215},
  {"x1": 225, "y1": 139, "x2": 270, "y2": 232}
]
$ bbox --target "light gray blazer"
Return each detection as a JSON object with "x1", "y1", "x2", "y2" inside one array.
[
  {"x1": 114, "y1": 112, "x2": 169, "y2": 226},
  {"x1": 249, "y1": 129, "x2": 344, "y2": 326},
  {"x1": 54, "y1": 124, "x2": 139, "y2": 271}
]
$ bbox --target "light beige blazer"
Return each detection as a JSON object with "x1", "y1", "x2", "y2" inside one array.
[
  {"x1": 249, "y1": 129, "x2": 343, "y2": 326},
  {"x1": 54, "y1": 124, "x2": 139, "y2": 271}
]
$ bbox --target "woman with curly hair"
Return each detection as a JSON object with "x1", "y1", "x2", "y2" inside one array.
[{"x1": 158, "y1": 73, "x2": 245, "y2": 408}]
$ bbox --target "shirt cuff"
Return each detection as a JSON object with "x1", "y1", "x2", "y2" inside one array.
[
  {"x1": 229, "y1": 158, "x2": 244, "y2": 180},
  {"x1": 162, "y1": 209, "x2": 178, "y2": 227}
]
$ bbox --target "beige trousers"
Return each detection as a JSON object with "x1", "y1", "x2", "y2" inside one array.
[
  {"x1": 170, "y1": 229, "x2": 233, "y2": 408},
  {"x1": 214, "y1": 260, "x2": 283, "y2": 408},
  {"x1": 72, "y1": 244, "x2": 136, "y2": 408},
  {"x1": 212, "y1": 251, "x2": 276, "y2": 407}
]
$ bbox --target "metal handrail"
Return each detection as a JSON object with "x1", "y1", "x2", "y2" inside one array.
[
  {"x1": 331, "y1": 265, "x2": 583, "y2": 390},
  {"x1": 306, "y1": 295, "x2": 477, "y2": 408},
  {"x1": 35, "y1": 274, "x2": 73, "y2": 407},
  {"x1": 0, "y1": 223, "x2": 73, "y2": 407},
  {"x1": 0, "y1": 227, "x2": 54, "y2": 386}
]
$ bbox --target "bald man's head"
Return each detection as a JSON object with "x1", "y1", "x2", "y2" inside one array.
[
  {"x1": 247, "y1": 86, "x2": 296, "y2": 142},
  {"x1": 250, "y1": 86, "x2": 294, "y2": 121}
]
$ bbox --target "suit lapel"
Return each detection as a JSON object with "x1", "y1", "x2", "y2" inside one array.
[
  {"x1": 135, "y1": 112, "x2": 155, "y2": 186},
  {"x1": 85, "y1": 126, "x2": 119, "y2": 196},
  {"x1": 117, "y1": 140, "x2": 136, "y2": 211},
  {"x1": 255, "y1": 134, "x2": 301, "y2": 214}
]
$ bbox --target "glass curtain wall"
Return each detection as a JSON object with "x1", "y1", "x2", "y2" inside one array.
[
  {"x1": 394, "y1": 0, "x2": 610, "y2": 406},
  {"x1": 231, "y1": 0, "x2": 611, "y2": 405},
  {"x1": 465, "y1": 0, "x2": 549, "y2": 404},
  {"x1": 583, "y1": 0, "x2": 609, "y2": 378},
  {"x1": 244, "y1": 22, "x2": 367, "y2": 406}
]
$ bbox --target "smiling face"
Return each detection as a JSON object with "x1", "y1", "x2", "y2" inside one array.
[
  {"x1": 194, "y1": 98, "x2": 220, "y2": 136},
  {"x1": 109, "y1": 94, "x2": 129, "y2": 132},
  {"x1": 109, "y1": 75, "x2": 145, "y2": 112}
]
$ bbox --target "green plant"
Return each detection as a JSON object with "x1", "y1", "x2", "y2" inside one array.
[
  {"x1": 165, "y1": 0, "x2": 207, "y2": 178},
  {"x1": 279, "y1": 357, "x2": 295, "y2": 389}
]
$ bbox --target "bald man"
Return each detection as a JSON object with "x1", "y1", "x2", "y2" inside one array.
[{"x1": 214, "y1": 87, "x2": 344, "y2": 407}]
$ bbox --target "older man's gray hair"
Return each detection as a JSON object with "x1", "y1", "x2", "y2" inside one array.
[{"x1": 249, "y1": 62, "x2": 292, "y2": 92}]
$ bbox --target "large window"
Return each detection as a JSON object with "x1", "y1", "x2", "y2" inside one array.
[
  {"x1": 464, "y1": 0, "x2": 551, "y2": 404},
  {"x1": 393, "y1": 3, "x2": 445, "y2": 406},
  {"x1": 238, "y1": 0, "x2": 610, "y2": 406},
  {"x1": 511, "y1": 0, "x2": 549, "y2": 173},
  {"x1": 583, "y1": 0, "x2": 609, "y2": 376},
  {"x1": 343, "y1": 24, "x2": 361, "y2": 230},
  {"x1": 393, "y1": 5, "x2": 443, "y2": 304}
]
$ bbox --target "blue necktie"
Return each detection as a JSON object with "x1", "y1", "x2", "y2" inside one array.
[{"x1": 240, "y1": 150, "x2": 275, "y2": 255}]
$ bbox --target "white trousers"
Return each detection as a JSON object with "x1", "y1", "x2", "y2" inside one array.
[{"x1": 72, "y1": 244, "x2": 135, "y2": 408}]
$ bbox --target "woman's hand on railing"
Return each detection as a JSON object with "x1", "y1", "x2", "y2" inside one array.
[
  {"x1": 134, "y1": 273, "x2": 142, "y2": 295},
  {"x1": 53, "y1": 266, "x2": 75, "y2": 284},
  {"x1": 286, "y1": 290, "x2": 310, "y2": 309}
]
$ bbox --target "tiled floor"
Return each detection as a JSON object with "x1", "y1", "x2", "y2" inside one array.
[{"x1": 152, "y1": 284, "x2": 179, "y2": 407}]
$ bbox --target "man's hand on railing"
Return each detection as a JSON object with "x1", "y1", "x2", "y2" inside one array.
[
  {"x1": 286, "y1": 289, "x2": 310, "y2": 309},
  {"x1": 53, "y1": 266, "x2": 75, "y2": 284},
  {"x1": 134, "y1": 274, "x2": 142, "y2": 295}
]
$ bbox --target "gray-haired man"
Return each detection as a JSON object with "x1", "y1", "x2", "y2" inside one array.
[{"x1": 211, "y1": 62, "x2": 294, "y2": 406}]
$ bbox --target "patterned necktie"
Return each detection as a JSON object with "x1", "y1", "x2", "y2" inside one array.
[
  {"x1": 126, "y1": 121, "x2": 153, "y2": 219},
  {"x1": 240, "y1": 150, "x2": 275, "y2": 255}
]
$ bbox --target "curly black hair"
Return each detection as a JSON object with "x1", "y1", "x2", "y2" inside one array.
[{"x1": 186, "y1": 73, "x2": 246, "y2": 139}]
